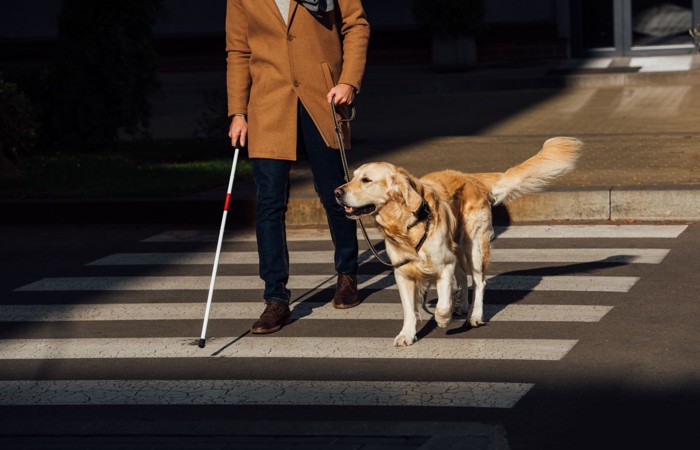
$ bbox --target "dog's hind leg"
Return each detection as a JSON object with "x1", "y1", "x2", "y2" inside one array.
[
  {"x1": 393, "y1": 271, "x2": 419, "y2": 347},
  {"x1": 434, "y1": 263, "x2": 456, "y2": 328},
  {"x1": 466, "y1": 211, "x2": 493, "y2": 328},
  {"x1": 452, "y1": 252, "x2": 470, "y2": 317}
]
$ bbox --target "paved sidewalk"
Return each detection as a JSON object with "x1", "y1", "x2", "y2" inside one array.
[
  {"x1": 206, "y1": 54, "x2": 700, "y2": 226},
  {"x1": 2, "y1": 55, "x2": 699, "y2": 225}
]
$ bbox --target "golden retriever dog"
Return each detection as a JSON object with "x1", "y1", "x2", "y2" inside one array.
[{"x1": 334, "y1": 137, "x2": 583, "y2": 346}]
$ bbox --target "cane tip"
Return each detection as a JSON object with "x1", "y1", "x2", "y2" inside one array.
[{"x1": 198, "y1": 338, "x2": 206, "y2": 349}]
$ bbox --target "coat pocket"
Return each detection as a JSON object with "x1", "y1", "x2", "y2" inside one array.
[{"x1": 321, "y1": 62, "x2": 336, "y2": 92}]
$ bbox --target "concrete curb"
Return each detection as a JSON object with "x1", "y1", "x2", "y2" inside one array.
[
  {"x1": 283, "y1": 188, "x2": 700, "y2": 225},
  {"x1": 498, "y1": 187, "x2": 700, "y2": 222},
  {"x1": 1, "y1": 188, "x2": 698, "y2": 225},
  {"x1": 611, "y1": 188, "x2": 700, "y2": 221}
]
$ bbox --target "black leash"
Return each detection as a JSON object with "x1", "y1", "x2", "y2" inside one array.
[{"x1": 330, "y1": 100, "x2": 431, "y2": 269}]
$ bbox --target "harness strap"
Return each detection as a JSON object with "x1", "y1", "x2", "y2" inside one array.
[{"x1": 393, "y1": 196, "x2": 432, "y2": 268}]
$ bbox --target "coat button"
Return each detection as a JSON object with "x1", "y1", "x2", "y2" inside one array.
[
  {"x1": 293, "y1": 80, "x2": 300, "y2": 87},
  {"x1": 287, "y1": 34, "x2": 295, "y2": 41}
]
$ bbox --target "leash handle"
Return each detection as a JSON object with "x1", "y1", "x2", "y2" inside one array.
[
  {"x1": 330, "y1": 100, "x2": 353, "y2": 182},
  {"x1": 330, "y1": 100, "x2": 394, "y2": 268}
]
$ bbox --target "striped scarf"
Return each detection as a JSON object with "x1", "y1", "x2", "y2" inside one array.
[{"x1": 296, "y1": 0, "x2": 334, "y2": 15}]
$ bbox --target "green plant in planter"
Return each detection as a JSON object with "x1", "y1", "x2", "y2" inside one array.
[
  {"x1": 413, "y1": 0, "x2": 485, "y2": 38},
  {"x1": 413, "y1": 0, "x2": 485, "y2": 71}
]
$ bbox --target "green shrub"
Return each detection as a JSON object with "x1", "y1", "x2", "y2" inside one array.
[
  {"x1": 48, "y1": 0, "x2": 163, "y2": 151},
  {"x1": 0, "y1": 77, "x2": 38, "y2": 167}
]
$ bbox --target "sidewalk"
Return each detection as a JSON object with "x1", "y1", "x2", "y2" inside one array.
[
  {"x1": 2, "y1": 55, "x2": 699, "y2": 225},
  {"x1": 222, "y1": 54, "x2": 700, "y2": 226}
]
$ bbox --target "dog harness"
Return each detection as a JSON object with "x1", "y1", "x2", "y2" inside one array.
[{"x1": 393, "y1": 195, "x2": 433, "y2": 269}]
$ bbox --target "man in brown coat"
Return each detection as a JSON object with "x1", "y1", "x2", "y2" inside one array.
[{"x1": 227, "y1": 0, "x2": 370, "y2": 334}]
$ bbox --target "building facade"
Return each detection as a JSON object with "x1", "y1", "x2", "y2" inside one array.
[{"x1": 1, "y1": 0, "x2": 699, "y2": 65}]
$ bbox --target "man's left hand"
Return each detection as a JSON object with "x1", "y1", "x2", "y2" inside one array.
[{"x1": 327, "y1": 83, "x2": 356, "y2": 106}]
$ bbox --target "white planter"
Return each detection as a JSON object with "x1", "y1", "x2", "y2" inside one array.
[{"x1": 431, "y1": 35, "x2": 477, "y2": 71}]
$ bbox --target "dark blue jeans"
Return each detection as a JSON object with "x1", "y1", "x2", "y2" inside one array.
[{"x1": 253, "y1": 103, "x2": 358, "y2": 303}]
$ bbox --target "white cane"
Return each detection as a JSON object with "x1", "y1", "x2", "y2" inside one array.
[{"x1": 198, "y1": 146, "x2": 240, "y2": 349}]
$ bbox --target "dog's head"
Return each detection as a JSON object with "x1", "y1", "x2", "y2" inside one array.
[{"x1": 334, "y1": 162, "x2": 424, "y2": 220}]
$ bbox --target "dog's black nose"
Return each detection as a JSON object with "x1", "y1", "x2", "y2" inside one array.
[{"x1": 334, "y1": 187, "x2": 344, "y2": 198}]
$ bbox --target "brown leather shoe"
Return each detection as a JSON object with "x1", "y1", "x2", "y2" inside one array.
[
  {"x1": 250, "y1": 301, "x2": 291, "y2": 334},
  {"x1": 332, "y1": 273, "x2": 360, "y2": 309}
]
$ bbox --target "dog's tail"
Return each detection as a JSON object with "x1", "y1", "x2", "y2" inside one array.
[{"x1": 490, "y1": 137, "x2": 583, "y2": 206}]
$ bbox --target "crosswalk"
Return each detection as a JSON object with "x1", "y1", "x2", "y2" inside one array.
[{"x1": 0, "y1": 224, "x2": 687, "y2": 410}]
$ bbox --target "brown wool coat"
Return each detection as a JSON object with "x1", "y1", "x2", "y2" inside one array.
[{"x1": 226, "y1": 0, "x2": 370, "y2": 160}]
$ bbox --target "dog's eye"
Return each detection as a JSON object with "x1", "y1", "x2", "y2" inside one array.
[{"x1": 361, "y1": 177, "x2": 372, "y2": 183}]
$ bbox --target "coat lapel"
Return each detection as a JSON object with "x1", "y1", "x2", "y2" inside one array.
[{"x1": 262, "y1": 0, "x2": 287, "y2": 28}]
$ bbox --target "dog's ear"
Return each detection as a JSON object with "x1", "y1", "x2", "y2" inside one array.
[{"x1": 391, "y1": 168, "x2": 423, "y2": 211}]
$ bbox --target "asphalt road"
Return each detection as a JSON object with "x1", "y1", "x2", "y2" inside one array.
[{"x1": 0, "y1": 221, "x2": 698, "y2": 450}]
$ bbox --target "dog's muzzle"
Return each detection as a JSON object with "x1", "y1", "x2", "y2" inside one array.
[{"x1": 334, "y1": 187, "x2": 376, "y2": 218}]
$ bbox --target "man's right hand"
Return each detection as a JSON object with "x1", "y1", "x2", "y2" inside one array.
[{"x1": 228, "y1": 115, "x2": 247, "y2": 148}]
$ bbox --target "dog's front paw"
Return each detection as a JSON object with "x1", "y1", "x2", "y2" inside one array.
[
  {"x1": 393, "y1": 333, "x2": 416, "y2": 347},
  {"x1": 434, "y1": 307, "x2": 452, "y2": 328}
]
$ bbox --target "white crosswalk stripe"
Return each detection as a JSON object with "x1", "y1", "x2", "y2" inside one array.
[
  {"x1": 15, "y1": 274, "x2": 639, "y2": 292},
  {"x1": 0, "y1": 303, "x2": 613, "y2": 322},
  {"x1": 142, "y1": 224, "x2": 687, "y2": 242},
  {"x1": 0, "y1": 337, "x2": 577, "y2": 360},
  {"x1": 1, "y1": 224, "x2": 685, "y2": 410},
  {"x1": 493, "y1": 224, "x2": 686, "y2": 239},
  {"x1": 87, "y1": 248, "x2": 670, "y2": 265}
]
